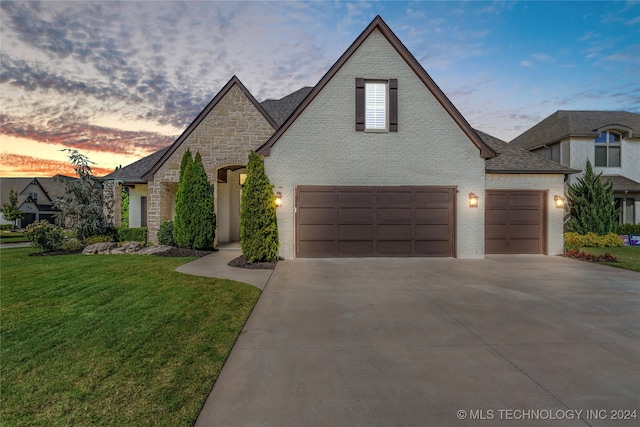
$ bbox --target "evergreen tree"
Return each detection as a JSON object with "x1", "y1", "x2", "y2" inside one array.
[
  {"x1": 567, "y1": 159, "x2": 619, "y2": 235},
  {"x1": 240, "y1": 151, "x2": 279, "y2": 262},
  {"x1": 173, "y1": 149, "x2": 193, "y2": 248},
  {"x1": 189, "y1": 152, "x2": 216, "y2": 249},
  {"x1": 2, "y1": 189, "x2": 24, "y2": 230}
]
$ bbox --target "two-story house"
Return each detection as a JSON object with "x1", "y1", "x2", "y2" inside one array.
[{"x1": 511, "y1": 111, "x2": 640, "y2": 225}]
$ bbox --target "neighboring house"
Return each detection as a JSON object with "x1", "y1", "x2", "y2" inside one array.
[
  {"x1": 0, "y1": 176, "x2": 72, "y2": 227},
  {"x1": 107, "y1": 16, "x2": 576, "y2": 257},
  {"x1": 511, "y1": 110, "x2": 640, "y2": 224}
]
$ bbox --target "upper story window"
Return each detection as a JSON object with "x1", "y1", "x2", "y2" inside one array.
[
  {"x1": 594, "y1": 130, "x2": 621, "y2": 167},
  {"x1": 355, "y1": 78, "x2": 397, "y2": 132}
]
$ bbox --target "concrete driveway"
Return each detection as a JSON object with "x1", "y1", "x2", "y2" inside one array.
[{"x1": 195, "y1": 256, "x2": 639, "y2": 427}]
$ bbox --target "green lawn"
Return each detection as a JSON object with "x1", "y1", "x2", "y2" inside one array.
[
  {"x1": 0, "y1": 231, "x2": 29, "y2": 243},
  {"x1": 580, "y1": 246, "x2": 640, "y2": 272},
  {"x1": 0, "y1": 247, "x2": 261, "y2": 426}
]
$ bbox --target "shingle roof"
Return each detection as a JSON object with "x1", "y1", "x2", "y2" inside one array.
[
  {"x1": 102, "y1": 147, "x2": 170, "y2": 182},
  {"x1": 0, "y1": 176, "x2": 74, "y2": 208},
  {"x1": 478, "y1": 130, "x2": 578, "y2": 174},
  {"x1": 260, "y1": 87, "x2": 313, "y2": 127},
  {"x1": 511, "y1": 110, "x2": 640, "y2": 150},
  {"x1": 601, "y1": 175, "x2": 640, "y2": 192}
]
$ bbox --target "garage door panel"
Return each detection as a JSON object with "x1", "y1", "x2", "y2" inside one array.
[
  {"x1": 377, "y1": 240, "x2": 411, "y2": 255},
  {"x1": 378, "y1": 224, "x2": 412, "y2": 239},
  {"x1": 415, "y1": 208, "x2": 449, "y2": 223},
  {"x1": 415, "y1": 224, "x2": 450, "y2": 239},
  {"x1": 415, "y1": 240, "x2": 452, "y2": 256},
  {"x1": 339, "y1": 240, "x2": 373, "y2": 255},
  {"x1": 377, "y1": 191, "x2": 412, "y2": 206},
  {"x1": 339, "y1": 224, "x2": 374, "y2": 239},
  {"x1": 299, "y1": 224, "x2": 334, "y2": 240},
  {"x1": 299, "y1": 190, "x2": 335, "y2": 207},
  {"x1": 339, "y1": 208, "x2": 373, "y2": 223},
  {"x1": 377, "y1": 208, "x2": 411, "y2": 222},
  {"x1": 485, "y1": 191, "x2": 545, "y2": 254},
  {"x1": 299, "y1": 208, "x2": 334, "y2": 224},
  {"x1": 297, "y1": 186, "x2": 455, "y2": 257},
  {"x1": 338, "y1": 191, "x2": 374, "y2": 207}
]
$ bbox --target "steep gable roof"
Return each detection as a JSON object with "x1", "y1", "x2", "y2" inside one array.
[
  {"x1": 142, "y1": 76, "x2": 278, "y2": 181},
  {"x1": 478, "y1": 130, "x2": 577, "y2": 174},
  {"x1": 257, "y1": 16, "x2": 496, "y2": 158},
  {"x1": 0, "y1": 176, "x2": 74, "y2": 208},
  {"x1": 511, "y1": 110, "x2": 640, "y2": 150},
  {"x1": 261, "y1": 87, "x2": 313, "y2": 127},
  {"x1": 103, "y1": 146, "x2": 170, "y2": 183}
]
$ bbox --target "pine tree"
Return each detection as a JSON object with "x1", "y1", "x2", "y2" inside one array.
[
  {"x1": 240, "y1": 151, "x2": 279, "y2": 262},
  {"x1": 567, "y1": 159, "x2": 619, "y2": 235},
  {"x1": 190, "y1": 152, "x2": 216, "y2": 249},
  {"x1": 2, "y1": 189, "x2": 24, "y2": 230},
  {"x1": 173, "y1": 149, "x2": 193, "y2": 248}
]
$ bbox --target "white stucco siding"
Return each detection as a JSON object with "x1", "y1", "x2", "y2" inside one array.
[
  {"x1": 128, "y1": 185, "x2": 148, "y2": 228},
  {"x1": 568, "y1": 136, "x2": 640, "y2": 185},
  {"x1": 264, "y1": 29, "x2": 486, "y2": 259},
  {"x1": 485, "y1": 173, "x2": 566, "y2": 255}
]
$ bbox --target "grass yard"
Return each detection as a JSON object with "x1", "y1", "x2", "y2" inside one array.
[
  {"x1": 0, "y1": 247, "x2": 261, "y2": 426},
  {"x1": 581, "y1": 246, "x2": 640, "y2": 272},
  {"x1": 0, "y1": 231, "x2": 29, "y2": 243}
]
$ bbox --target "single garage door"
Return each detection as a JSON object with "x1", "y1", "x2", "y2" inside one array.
[
  {"x1": 296, "y1": 186, "x2": 455, "y2": 257},
  {"x1": 485, "y1": 191, "x2": 546, "y2": 254}
]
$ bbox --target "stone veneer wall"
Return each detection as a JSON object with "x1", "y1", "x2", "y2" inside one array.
[{"x1": 147, "y1": 84, "x2": 275, "y2": 243}]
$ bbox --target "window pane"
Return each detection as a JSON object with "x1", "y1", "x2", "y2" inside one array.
[
  {"x1": 595, "y1": 146, "x2": 607, "y2": 166},
  {"x1": 609, "y1": 146, "x2": 621, "y2": 167},
  {"x1": 365, "y1": 82, "x2": 386, "y2": 129},
  {"x1": 595, "y1": 132, "x2": 607, "y2": 143},
  {"x1": 609, "y1": 132, "x2": 621, "y2": 142}
]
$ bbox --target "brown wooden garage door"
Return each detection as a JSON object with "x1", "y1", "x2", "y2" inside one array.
[
  {"x1": 296, "y1": 186, "x2": 455, "y2": 257},
  {"x1": 485, "y1": 191, "x2": 546, "y2": 254}
]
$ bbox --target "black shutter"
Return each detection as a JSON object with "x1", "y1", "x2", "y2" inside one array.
[
  {"x1": 389, "y1": 79, "x2": 398, "y2": 132},
  {"x1": 355, "y1": 78, "x2": 365, "y2": 131}
]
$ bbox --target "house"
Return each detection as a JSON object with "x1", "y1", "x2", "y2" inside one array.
[
  {"x1": 107, "y1": 16, "x2": 576, "y2": 258},
  {"x1": 0, "y1": 176, "x2": 72, "y2": 228},
  {"x1": 511, "y1": 110, "x2": 640, "y2": 224}
]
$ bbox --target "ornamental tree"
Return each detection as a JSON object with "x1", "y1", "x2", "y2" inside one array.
[
  {"x1": 240, "y1": 151, "x2": 279, "y2": 262},
  {"x1": 567, "y1": 159, "x2": 619, "y2": 235},
  {"x1": 2, "y1": 189, "x2": 24, "y2": 230}
]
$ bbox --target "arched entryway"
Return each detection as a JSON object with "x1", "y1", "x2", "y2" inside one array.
[{"x1": 215, "y1": 165, "x2": 246, "y2": 244}]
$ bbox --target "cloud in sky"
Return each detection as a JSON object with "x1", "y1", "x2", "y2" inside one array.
[{"x1": 1, "y1": 1, "x2": 639, "y2": 176}]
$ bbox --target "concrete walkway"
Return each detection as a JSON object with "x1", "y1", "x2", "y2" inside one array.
[
  {"x1": 194, "y1": 255, "x2": 639, "y2": 427},
  {"x1": 177, "y1": 243, "x2": 273, "y2": 290}
]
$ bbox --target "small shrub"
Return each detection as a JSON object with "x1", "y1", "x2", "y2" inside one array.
[
  {"x1": 615, "y1": 224, "x2": 640, "y2": 235},
  {"x1": 62, "y1": 238, "x2": 84, "y2": 252},
  {"x1": 158, "y1": 221, "x2": 176, "y2": 246},
  {"x1": 25, "y1": 220, "x2": 66, "y2": 252},
  {"x1": 598, "y1": 233, "x2": 624, "y2": 248},
  {"x1": 564, "y1": 232, "x2": 623, "y2": 251},
  {"x1": 117, "y1": 227, "x2": 147, "y2": 243},
  {"x1": 85, "y1": 235, "x2": 113, "y2": 245},
  {"x1": 1, "y1": 224, "x2": 13, "y2": 231}
]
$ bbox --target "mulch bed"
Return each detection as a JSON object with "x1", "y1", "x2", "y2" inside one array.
[
  {"x1": 153, "y1": 247, "x2": 216, "y2": 258},
  {"x1": 228, "y1": 255, "x2": 278, "y2": 270},
  {"x1": 30, "y1": 249, "x2": 84, "y2": 256}
]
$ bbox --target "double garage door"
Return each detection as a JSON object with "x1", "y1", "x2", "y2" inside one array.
[{"x1": 296, "y1": 186, "x2": 455, "y2": 257}]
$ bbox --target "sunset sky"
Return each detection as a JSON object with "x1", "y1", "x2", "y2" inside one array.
[{"x1": 1, "y1": 1, "x2": 638, "y2": 177}]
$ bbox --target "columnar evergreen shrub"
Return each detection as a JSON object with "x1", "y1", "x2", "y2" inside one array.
[
  {"x1": 567, "y1": 159, "x2": 618, "y2": 235},
  {"x1": 240, "y1": 151, "x2": 279, "y2": 262},
  {"x1": 158, "y1": 221, "x2": 176, "y2": 246},
  {"x1": 173, "y1": 150, "x2": 216, "y2": 249},
  {"x1": 173, "y1": 150, "x2": 193, "y2": 248}
]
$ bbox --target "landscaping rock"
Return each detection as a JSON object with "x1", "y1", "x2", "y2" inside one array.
[
  {"x1": 82, "y1": 242, "x2": 117, "y2": 255},
  {"x1": 136, "y1": 245, "x2": 175, "y2": 255},
  {"x1": 111, "y1": 241, "x2": 143, "y2": 254}
]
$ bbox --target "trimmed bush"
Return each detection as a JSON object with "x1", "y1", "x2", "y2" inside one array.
[
  {"x1": 158, "y1": 221, "x2": 176, "y2": 246},
  {"x1": 25, "y1": 220, "x2": 65, "y2": 252},
  {"x1": 173, "y1": 150, "x2": 192, "y2": 248},
  {"x1": 240, "y1": 151, "x2": 279, "y2": 262},
  {"x1": 85, "y1": 235, "x2": 114, "y2": 245},
  {"x1": 1, "y1": 224, "x2": 13, "y2": 231},
  {"x1": 564, "y1": 232, "x2": 623, "y2": 251},
  {"x1": 117, "y1": 227, "x2": 147, "y2": 243},
  {"x1": 615, "y1": 224, "x2": 640, "y2": 235},
  {"x1": 62, "y1": 238, "x2": 84, "y2": 252}
]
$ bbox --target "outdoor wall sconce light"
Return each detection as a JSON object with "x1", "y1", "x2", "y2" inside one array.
[
  {"x1": 469, "y1": 193, "x2": 479, "y2": 208},
  {"x1": 275, "y1": 192, "x2": 283, "y2": 208},
  {"x1": 554, "y1": 195, "x2": 565, "y2": 208}
]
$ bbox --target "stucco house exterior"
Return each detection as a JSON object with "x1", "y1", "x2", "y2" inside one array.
[
  {"x1": 511, "y1": 110, "x2": 640, "y2": 225},
  {"x1": 106, "y1": 16, "x2": 576, "y2": 258},
  {"x1": 0, "y1": 176, "x2": 72, "y2": 228}
]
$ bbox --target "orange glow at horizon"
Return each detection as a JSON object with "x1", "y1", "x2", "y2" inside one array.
[{"x1": 0, "y1": 153, "x2": 115, "y2": 178}]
